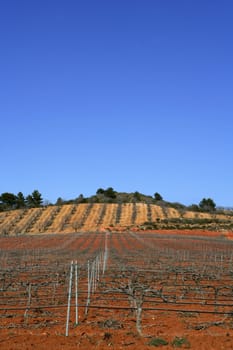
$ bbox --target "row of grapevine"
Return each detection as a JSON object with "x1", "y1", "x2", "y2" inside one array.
[
  {"x1": 30, "y1": 206, "x2": 61, "y2": 232},
  {"x1": 12, "y1": 208, "x2": 43, "y2": 234},
  {"x1": 99, "y1": 203, "x2": 117, "y2": 227},
  {"x1": 82, "y1": 203, "x2": 103, "y2": 230},
  {"x1": 0, "y1": 232, "x2": 109, "y2": 334},
  {"x1": 0, "y1": 203, "x2": 233, "y2": 235},
  {"x1": 46, "y1": 205, "x2": 73, "y2": 232},
  {"x1": 1, "y1": 231, "x2": 233, "y2": 342}
]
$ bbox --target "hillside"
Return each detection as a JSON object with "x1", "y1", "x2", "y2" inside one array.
[{"x1": 0, "y1": 203, "x2": 233, "y2": 235}]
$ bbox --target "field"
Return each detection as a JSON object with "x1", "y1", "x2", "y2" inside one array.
[
  {"x1": 1, "y1": 203, "x2": 233, "y2": 235},
  {"x1": 1, "y1": 231, "x2": 233, "y2": 349}
]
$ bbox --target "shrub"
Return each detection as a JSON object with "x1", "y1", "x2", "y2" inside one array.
[
  {"x1": 148, "y1": 337, "x2": 168, "y2": 346},
  {"x1": 172, "y1": 336, "x2": 190, "y2": 348}
]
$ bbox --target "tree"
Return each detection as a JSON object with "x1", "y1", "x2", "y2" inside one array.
[
  {"x1": 105, "y1": 187, "x2": 116, "y2": 199},
  {"x1": 26, "y1": 195, "x2": 34, "y2": 208},
  {"x1": 188, "y1": 204, "x2": 200, "y2": 212},
  {"x1": 0, "y1": 192, "x2": 17, "y2": 209},
  {"x1": 96, "y1": 188, "x2": 105, "y2": 195},
  {"x1": 56, "y1": 197, "x2": 64, "y2": 206},
  {"x1": 133, "y1": 191, "x2": 141, "y2": 201},
  {"x1": 15, "y1": 192, "x2": 26, "y2": 209},
  {"x1": 199, "y1": 198, "x2": 216, "y2": 212},
  {"x1": 75, "y1": 194, "x2": 87, "y2": 203},
  {"x1": 154, "y1": 192, "x2": 163, "y2": 201},
  {"x1": 72, "y1": 222, "x2": 79, "y2": 232},
  {"x1": 26, "y1": 190, "x2": 43, "y2": 208},
  {"x1": 32, "y1": 190, "x2": 43, "y2": 207}
]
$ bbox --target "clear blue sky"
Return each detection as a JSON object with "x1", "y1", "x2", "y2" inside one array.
[{"x1": 1, "y1": 0, "x2": 233, "y2": 206}]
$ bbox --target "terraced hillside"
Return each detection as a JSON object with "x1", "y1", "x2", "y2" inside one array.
[{"x1": 0, "y1": 203, "x2": 233, "y2": 235}]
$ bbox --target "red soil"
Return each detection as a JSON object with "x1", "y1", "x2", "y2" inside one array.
[{"x1": 1, "y1": 230, "x2": 233, "y2": 349}]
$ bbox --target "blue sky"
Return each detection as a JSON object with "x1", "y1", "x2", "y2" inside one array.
[{"x1": 1, "y1": 0, "x2": 233, "y2": 206}]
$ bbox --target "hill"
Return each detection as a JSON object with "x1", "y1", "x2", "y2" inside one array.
[{"x1": 0, "y1": 202, "x2": 233, "y2": 236}]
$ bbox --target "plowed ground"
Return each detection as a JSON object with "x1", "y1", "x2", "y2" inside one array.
[{"x1": 1, "y1": 230, "x2": 233, "y2": 349}]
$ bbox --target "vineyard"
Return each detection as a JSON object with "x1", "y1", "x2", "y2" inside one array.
[
  {"x1": 1, "y1": 231, "x2": 233, "y2": 349},
  {"x1": 1, "y1": 203, "x2": 233, "y2": 236}
]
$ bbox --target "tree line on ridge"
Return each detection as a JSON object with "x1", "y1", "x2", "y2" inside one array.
[{"x1": 0, "y1": 187, "x2": 217, "y2": 213}]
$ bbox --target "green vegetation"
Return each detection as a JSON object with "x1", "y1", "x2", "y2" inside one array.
[
  {"x1": 154, "y1": 192, "x2": 163, "y2": 201},
  {"x1": 199, "y1": 197, "x2": 216, "y2": 212},
  {"x1": 0, "y1": 187, "x2": 232, "y2": 225},
  {"x1": 171, "y1": 336, "x2": 190, "y2": 348},
  {"x1": 148, "y1": 337, "x2": 168, "y2": 346},
  {"x1": 148, "y1": 336, "x2": 190, "y2": 348},
  {"x1": 0, "y1": 190, "x2": 43, "y2": 211},
  {"x1": 26, "y1": 190, "x2": 43, "y2": 208},
  {"x1": 142, "y1": 217, "x2": 233, "y2": 231}
]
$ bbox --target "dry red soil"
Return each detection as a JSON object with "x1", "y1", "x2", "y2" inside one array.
[{"x1": 1, "y1": 230, "x2": 233, "y2": 349}]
